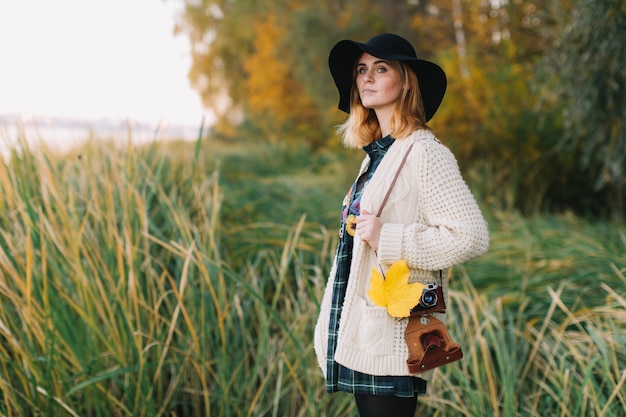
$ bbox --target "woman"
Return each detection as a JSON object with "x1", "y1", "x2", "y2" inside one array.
[{"x1": 314, "y1": 33, "x2": 489, "y2": 416}]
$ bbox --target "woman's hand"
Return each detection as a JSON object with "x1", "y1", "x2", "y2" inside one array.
[{"x1": 356, "y1": 209, "x2": 382, "y2": 251}]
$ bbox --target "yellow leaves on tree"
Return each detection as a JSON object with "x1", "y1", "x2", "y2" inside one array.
[
  {"x1": 368, "y1": 260, "x2": 425, "y2": 318},
  {"x1": 243, "y1": 14, "x2": 317, "y2": 130}
]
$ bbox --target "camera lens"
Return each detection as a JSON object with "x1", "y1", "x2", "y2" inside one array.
[{"x1": 421, "y1": 291, "x2": 437, "y2": 307}]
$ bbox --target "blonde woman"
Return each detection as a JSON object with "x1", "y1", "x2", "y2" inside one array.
[{"x1": 314, "y1": 33, "x2": 489, "y2": 416}]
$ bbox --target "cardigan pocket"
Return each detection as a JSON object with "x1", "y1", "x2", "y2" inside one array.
[{"x1": 348, "y1": 296, "x2": 394, "y2": 357}]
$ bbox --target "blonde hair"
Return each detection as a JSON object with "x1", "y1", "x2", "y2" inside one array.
[{"x1": 337, "y1": 60, "x2": 429, "y2": 148}]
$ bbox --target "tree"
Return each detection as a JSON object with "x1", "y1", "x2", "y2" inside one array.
[
  {"x1": 540, "y1": 0, "x2": 626, "y2": 216},
  {"x1": 176, "y1": 0, "x2": 436, "y2": 144},
  {"x1": 175, "y1": 0, "x2": 623, "y2": 216}
]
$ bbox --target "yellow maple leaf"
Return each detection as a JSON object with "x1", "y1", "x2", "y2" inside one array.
[{"x1": 368, "y1": 260, "x2": 426, "y2": 318}]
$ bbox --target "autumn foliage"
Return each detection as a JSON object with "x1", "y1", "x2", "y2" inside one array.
[{"x1": 176, "y1": 0, "x2": 625, "y2": 218}]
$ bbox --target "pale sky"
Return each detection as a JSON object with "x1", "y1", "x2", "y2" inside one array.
[{"x1": 0, "y1": 0, "x2": 211, "y2": 129}]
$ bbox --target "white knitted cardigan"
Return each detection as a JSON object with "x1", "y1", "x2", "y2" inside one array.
[{"x1": 314, "y1": 129, "x2": 489, "y2": 381}]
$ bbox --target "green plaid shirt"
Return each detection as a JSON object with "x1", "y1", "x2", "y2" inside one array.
[{"x1": 326, "y1": 136, "x2": 427, "y2": 397}]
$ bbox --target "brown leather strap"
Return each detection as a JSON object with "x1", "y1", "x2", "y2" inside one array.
[
  {"x1": 373, "y1": 142, "x2": 414, "y2": 277},
  {"x1": 373, "y1": 143, "x2": 444, "y2": 282},
  {"x1": 376, "y1": 143, "x2": 414, "y2": 217}
]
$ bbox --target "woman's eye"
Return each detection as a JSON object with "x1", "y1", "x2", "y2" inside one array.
[{"x1": 357, "y1": 65, "x2": 387, "y2": 74}]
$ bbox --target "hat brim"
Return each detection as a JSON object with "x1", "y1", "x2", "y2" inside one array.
[{"x1": 329, "y1": 40, "x2": 447, "y2": 122}]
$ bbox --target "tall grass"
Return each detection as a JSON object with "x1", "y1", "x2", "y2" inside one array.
[{"x1": 0, "y1": 135, "x2": 624, "y2": 416}]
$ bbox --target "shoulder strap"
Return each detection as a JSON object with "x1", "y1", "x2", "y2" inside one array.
[
  {"x1": 376, "y1": 142, "x2": 414, "y2": 217},
  {"x1": 374, "y1": 142, "x2": 445, "y2": 281}
]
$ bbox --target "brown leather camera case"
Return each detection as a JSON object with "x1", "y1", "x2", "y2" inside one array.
[{"x1": 404, "y1": 315, "x2": 463, "y2": 374}]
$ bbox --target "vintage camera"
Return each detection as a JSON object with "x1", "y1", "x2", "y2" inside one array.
[
  {"x1": 419, "y1": 283, "x2": 439, "y2": 308},
  {"x1": 410, "y1": 283, "x2": 446, "y2": 315}
]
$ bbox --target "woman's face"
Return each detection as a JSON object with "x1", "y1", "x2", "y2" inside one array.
[{"x1": 355, "y1": 53, "x2": 404, "y2": 114}]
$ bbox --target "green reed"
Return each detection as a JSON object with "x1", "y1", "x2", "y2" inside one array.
[{"x1": 0, "y1": 135, "x2": 623, "y2": 416}]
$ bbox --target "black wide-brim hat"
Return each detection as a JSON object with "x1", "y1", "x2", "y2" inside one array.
[{"x1": 329, "y1": 33, "x2": 447, "y2": 121}]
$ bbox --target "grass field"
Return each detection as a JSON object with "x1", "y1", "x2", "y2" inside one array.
[{"x1": 0, "y1": 135, "x2": 624, "y2": 416}]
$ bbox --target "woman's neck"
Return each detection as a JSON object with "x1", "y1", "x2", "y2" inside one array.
[{"x1": 375, "y1": 109, "x2": 392, "y2": 139}]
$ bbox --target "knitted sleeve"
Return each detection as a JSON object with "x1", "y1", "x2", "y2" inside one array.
[{"x1": 378, "y1": 140, "x2": 489, "y2": 271}]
